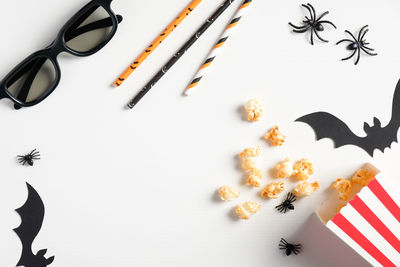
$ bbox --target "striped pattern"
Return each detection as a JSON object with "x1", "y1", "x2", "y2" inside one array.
[
  {"x1": 327, "y1": 174, "x2": 400, "y2": 266},
  {"x1": 184, "y1": 0, "x2": 253, "y2": 95},
  {"x1": 114, "y1": 0, "x2": 203, "y2": 87}
]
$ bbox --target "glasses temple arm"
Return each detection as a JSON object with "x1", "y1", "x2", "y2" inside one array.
[
  {"x1": 64, "y1": 15, "x2": 122, "y2": 42},
  {"x1": 64, "y1": 5, "x2": 99, "y2": 39}
]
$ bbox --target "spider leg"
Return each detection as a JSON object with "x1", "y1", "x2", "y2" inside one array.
[
  {"x1": 357, "y1": 25, "x2": 369, "y2": 42},
  {"x1": 301, "y1": 4, "x2": 314, "y2": 22},
  {"x1": 314, "y1": 29, "x2": 328, "y2": 42},
  {"x1": 340, "y1": 49, "x2": 356, "y2": 61},
  {"x1": 293, "y1": 245, "x2": 302, "y2": 252},
  {"x1": 345, "y1": 30, "x2": 358, "y2": 43},
  {"x1": 318, "y1": 20, "x2": 337, "y2": 29},
  {"x1": 315, "y1": 11, "x2": 329, "y2": 22},
  {"x1": 355, "y1": 48, "x2": 361, "y2": 65},
  {"x1": 359, "y1": 29, "x2": 369, "y2": 43},
  {"x1": 362, "y1": 46, "x2": 375, "y2": 51},
  {"x1": 306, "y1": 3, "x2": 316, "y2": 21},
  {"x1": 310, "y1": 29, "x2": 314, "y2": 45},
  {"x1": 336, "y1": 39, "x2": 353, "y2": 45},
  {"x1": 289, "y1": 22, "x2": 308, "y2": 30},
  {"x1": 280, "y1": 238, "x2": 288, "y2": 245},
  {"x1": 292, "y1": 27, "x2": 310, "y2": 33},
  {"x1": 361, "y1": 47, "x2": 377, "y2": 56}
]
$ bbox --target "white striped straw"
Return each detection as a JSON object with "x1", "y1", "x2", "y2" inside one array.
[{"x1": 184, "y1": 0, "x2": 253, "y2": 95}]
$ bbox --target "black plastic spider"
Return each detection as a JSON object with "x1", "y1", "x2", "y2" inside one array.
[
  {"x1": 17, "y1": 149, "x2": 40, "y2": 166},
  {"x1": 336, "y1": 25, "x2": 377, "y2": 65},
  {"x1": 279, "y1": 238, "x2": 302, "y2": 256},
  {"x1": 289, "y1": 3, "x2": 336, "y2": 45},
  {"x1": 275, "y1": 193, "x2": 296, "y2": 213}
]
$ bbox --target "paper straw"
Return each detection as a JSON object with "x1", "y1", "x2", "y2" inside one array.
[
  {"x1": 127, "y1": 0, "x2": 236, "y2": 109},
  {"x1": 114, "y1": 0, "x2": 203, "y2": 87},
  {"x1": 184, "y1": 0, "x2": 252, "y2": 95}
]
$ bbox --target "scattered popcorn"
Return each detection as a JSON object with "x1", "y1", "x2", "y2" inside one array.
[
  {"x1": 239, "y1": 146, "x2": 261, "y2": 159},
  {"x1": 293, "y1": 181, "x2": 320, "y2": 197},
  {"x1": 275, "y1": 158, "x2": 294, "y2": 178},
  {"x1": 218, "y1": 185, "x2": 240, "y2": 201},
  {"x1": 293, "y1": 158, "x2": 314, "y2": 181},
  {"x1": 332, "y1": 178, "x2": 353, "y2": 201},
  {"x1": 235, "y1": 201, "x2": 262, "y2": 220},
  {"x1": 244, "y1": 99, "x2": 264, "y2": 122},
  {"x1": 264, "y1": 126, "x2": 286, "y2": 146},
  {"x1": 261, "y1": 181, "x2": 285, "y2": 199},
  {"x1": 246, "y1": 168, "x2": 263, "y2": 187},
  {"x1": 241, "y1": 157, "x2": 257, "y2": 170},
  {"x1": 351, "y1": 169, "x2": 375, "y2": 186}
]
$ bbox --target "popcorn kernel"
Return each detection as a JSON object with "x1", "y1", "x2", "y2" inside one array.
[
  {"x1": 218, "y1": 185, "x2": 240, "y2": 201},
  {"x1": 235, "y1": 202, "x2": 262, "y2": 220},
  {"x1": 264, "y1": 126, "x2": 286, "y2": 147},
  {"x1": 261, "y1": 181, "x2": 285, "y2": 199}
]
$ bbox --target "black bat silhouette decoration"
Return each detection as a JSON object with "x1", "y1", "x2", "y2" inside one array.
[
  {"x1": 296, "y1": 79, "x2": 400, "y2": 157},
  {"x1": 14, "y1": 183, "x2": 55, "y2": 267}
]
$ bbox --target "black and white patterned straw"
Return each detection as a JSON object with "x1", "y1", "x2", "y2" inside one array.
[{"x1": 127, "y1": 0, "x2": 236, "y2": 109}]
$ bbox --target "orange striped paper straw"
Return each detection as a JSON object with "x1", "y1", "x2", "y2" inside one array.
[
  {"x1": 184, "y1": 0, "x2": 253, "y2": 95},
  {"x1": 114, "y1": 0, "x2": 203, "y2": 87}
]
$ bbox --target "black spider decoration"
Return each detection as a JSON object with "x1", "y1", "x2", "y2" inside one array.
[
  {"x1": 275, "y1": 193, "x2": 296, "y2": 213},
  {"x1": 289, "y1": 3, "x2": 336, "y2": 45},
  {"x1": 336, "y1": 25, "x2": 377, "y2": 65},
  {"x1": 17, "y1": 149, "x2": 40, "y2": 166},
  {"x1": 279, "y1": 238, "x2": 302, "y2": 256}
]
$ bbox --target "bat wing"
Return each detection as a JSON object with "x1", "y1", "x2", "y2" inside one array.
[
  {"x1": 384, "y1": 78, "x2": 400, "y2": 144},
  {"x1": 296, "y1": 112, "x2": 372, "y2": 155},
  {"x1": 14, "y1": 183, "x2": 45, "y2": 266}
]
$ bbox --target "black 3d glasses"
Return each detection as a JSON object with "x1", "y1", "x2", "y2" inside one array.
[{"x1": 0, "y1": 0, "x2": 122, "y2": 109}]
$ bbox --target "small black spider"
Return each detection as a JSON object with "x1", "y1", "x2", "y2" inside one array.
[
  {"x1": 279, "y1": 238, "x2": 302, "y2": 256},
  {"x1": 336, "y1": 25, "x2": 377, "y2": 65},
  {"x1": 275, "y1": 193, "x2": 296, "y2": 213},
  {"x1": 289, "y1": 3, "x2": 336, "y2": 45},
  {"x1": 17, "y1": 149, "x2": 40, "y2": 166}
]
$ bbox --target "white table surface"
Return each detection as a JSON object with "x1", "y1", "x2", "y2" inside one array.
[{"x1": 1, "y1": 0, "x2": 400, "y2": 266}]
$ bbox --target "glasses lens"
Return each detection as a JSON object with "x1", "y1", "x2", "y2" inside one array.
[
  {"x1": 64, "y1": 5, "x2": 114, "y2": 53},
  {"x1": 6, "y1": 57, "x2": 57, "y2": 104}
]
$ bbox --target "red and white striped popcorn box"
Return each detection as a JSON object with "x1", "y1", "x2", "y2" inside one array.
[{"x1": 317, "y1": 164, "x2": 400, "y2": 266}]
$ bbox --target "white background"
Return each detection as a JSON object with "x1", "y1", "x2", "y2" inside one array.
[{"x1": 1, "y1": 0, "x2": 400, "y2": 266}]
